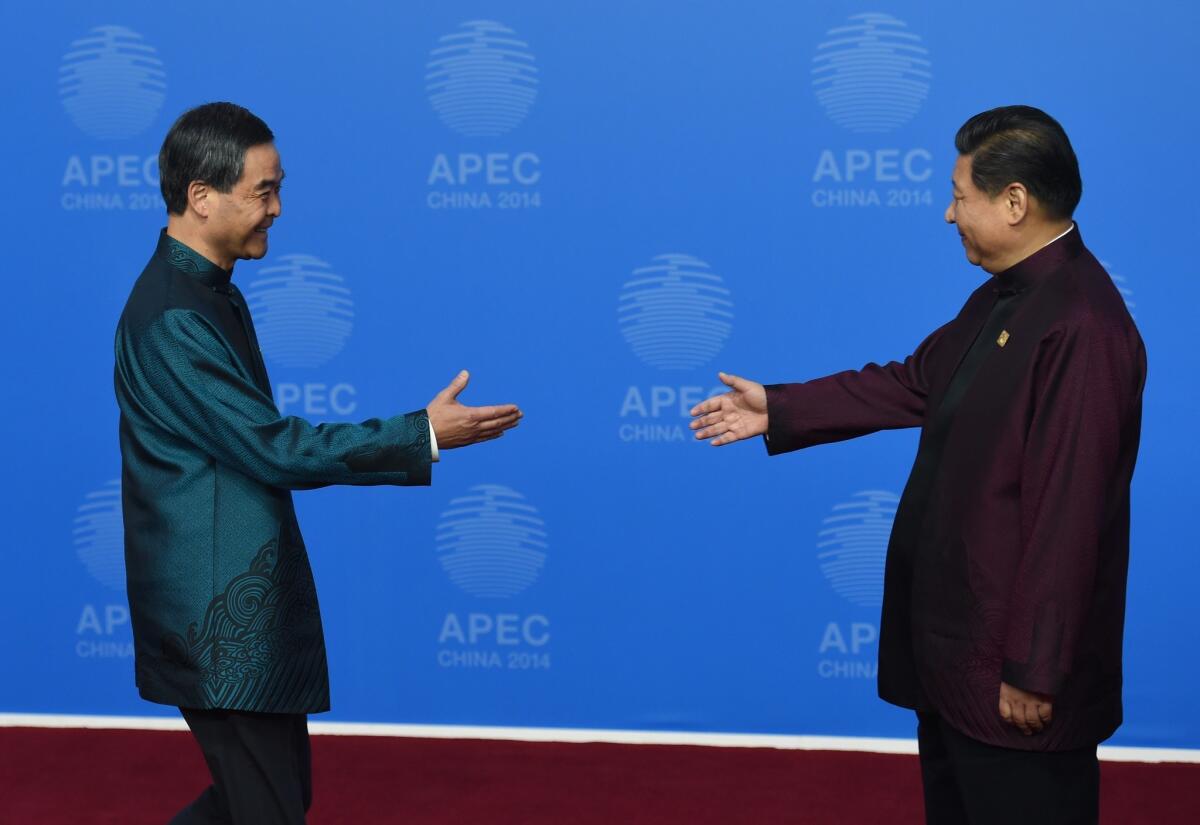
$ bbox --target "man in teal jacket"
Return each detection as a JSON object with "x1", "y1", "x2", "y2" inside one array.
[{"x1": 114, "y1": 102, "x2": 521, "y2": 824}]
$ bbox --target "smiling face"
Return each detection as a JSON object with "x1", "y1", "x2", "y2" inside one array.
[
  {"x1": 944, "y1": 153, "x2": 1014, "y2": 273},
  {"x1": 204, "y1": 143, "x2": 284, "y2": 268}
]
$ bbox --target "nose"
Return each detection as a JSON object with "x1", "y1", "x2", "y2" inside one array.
[
  {"x1": 944, "y1": 200, "x2": 955, "y2": 224},
  {"x1": 268, "y1": 189, "x2": 282, "y2": 219}
]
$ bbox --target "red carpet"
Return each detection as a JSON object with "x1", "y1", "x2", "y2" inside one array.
[{"x1": 1, "y1": 727, "x2": 1197, "y2": 824}]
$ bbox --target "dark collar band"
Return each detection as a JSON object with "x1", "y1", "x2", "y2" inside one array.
[
  {"x1": 155, "y1": 229, "x2": 233, "y2": 288},
  {"x1": 993, "y1": 224, "x2": 1083, "y2": 295}
]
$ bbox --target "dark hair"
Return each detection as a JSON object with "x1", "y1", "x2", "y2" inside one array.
[
  {"x1": 158, "y1": 102, "x2": 274, "y2": 215},
  {"x1": 954, "y1": 105, "x2": 1082, "y2": 220}
]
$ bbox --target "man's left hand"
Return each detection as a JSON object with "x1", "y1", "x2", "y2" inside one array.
[{"x1": 999, "y1": 681, "x2": 1053, "y2": 736}]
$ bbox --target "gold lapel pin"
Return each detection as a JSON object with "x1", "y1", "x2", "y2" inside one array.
[{"x1": 997, "y1": 330, "x2": 1010, "y2": 347}]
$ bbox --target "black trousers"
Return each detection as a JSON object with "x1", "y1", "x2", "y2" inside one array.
[
  {"x1": 917, "y1": 711, "x2": 1099, "y2": 825},
  {"x1": 170, "y1": 708, "x2": 312, "y2": 825}
]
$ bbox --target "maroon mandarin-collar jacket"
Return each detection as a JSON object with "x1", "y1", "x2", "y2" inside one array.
[{"x1": 764, "y1": 226, "x2": 1146, "y2": 750}]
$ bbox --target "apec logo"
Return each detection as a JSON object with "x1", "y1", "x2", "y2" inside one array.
[
  {"x1": 809, "y1": 13, "x2": 935, "y2": 210},
  {"x1": 435, "y1": 484, "x2": 551, "y2": 672},
  {"x1": 426, "y1": 19, "x2": 538, "y2": 137},
  {"x1": 815, "y1": 490, "x2": 898, "y2": 680},
  {"x1": 60, "y1": 24, "x2": 166, "y2": 139},
  {"x1": 73, "y1": 479, "x2": 132, "y2": 659},
  {"x1": 617, "y1": 254, "x2": 733, "y2": 444},
  {"x1": 425, "y1": 20, "x2": 542, "y2": 211},
  {"x1": 243, "y1": 254, "x2": 358, "y2": 418},
  {"x1": 74, "y1": 479, "x2": 126, "y2": 592},
  {"x1": 244, "y1": 254, "x2": 354, "y2": 369},
  {"x1": 59, "y1": 25, "x2": 165, "y2": 212},
  {"x1": 619, "y1": 254, "x2": 733, "y2": 371},
  {"x1": 818, "y1": 490, "x2": 896, "y2": 608},
  {"x1": 437, "y1": 484, "x2": 547, "y2": 598},
  {"x1": 813, "y1": 12, "x2": 930, "y2": 134}
]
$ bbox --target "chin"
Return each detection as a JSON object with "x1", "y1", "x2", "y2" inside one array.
[{"x1": 243, "y1": 240, "x2": 269, "y2": 261}]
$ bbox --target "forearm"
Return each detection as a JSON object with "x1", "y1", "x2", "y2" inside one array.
[
  {"x1": 764, "y1": 362, "x2": 927, "y2": 454},
  {"x1": 229, "y1": 410, "x2": 435, "y2": 489},
  {"x1": 121, "y1": 312, "x2": 435, "y2": 489}
]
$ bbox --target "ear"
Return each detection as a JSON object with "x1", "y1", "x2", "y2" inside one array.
[
  {"x1": 186, "y1": 180, "x2": 212, "y2": 219},
  {"x1": 1004, "y1": 182, "x2": 1029, "y2": 226}
]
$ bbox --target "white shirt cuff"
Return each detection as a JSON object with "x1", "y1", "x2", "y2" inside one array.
[{"x1": 428, "y1": 419, "x2": 440, "y2": 462}]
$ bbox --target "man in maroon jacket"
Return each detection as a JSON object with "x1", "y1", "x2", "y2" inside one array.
[{"x1": 690, "y1": 106, "x2": 1145, "y2": 825}]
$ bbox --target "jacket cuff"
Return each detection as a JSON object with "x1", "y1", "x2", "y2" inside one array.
[
  {"x1": 344, "y1": 410, "x2": 433, "y2": 484},
  {"x1": 763, "y1": 383, "x2": 802, "y2": 455},
  {"x1": 1001, "y1": 657, "x2": 1064, "y2": 697}
]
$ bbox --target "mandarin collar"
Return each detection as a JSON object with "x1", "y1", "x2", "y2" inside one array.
[
  {"x1": 992, "y1": 223, "x2": 1083, "y2": 296},
  {"x1": 155, "y1": 229, "x2": 233, "y2": 289}
]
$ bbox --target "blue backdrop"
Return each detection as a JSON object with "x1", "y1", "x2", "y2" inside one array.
[{"x1": 1, "y1": 0, "x2": 1196, "y2": 749}]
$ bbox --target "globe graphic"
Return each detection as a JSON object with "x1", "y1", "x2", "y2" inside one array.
[
  {"x1": 426, "y1": 20, "x2": 539, "y2": 137},
  {"x1": 73, "y1": 479, "x2": 126, "y2": 592},
  {"x1": 437, "y1": 485, "x2": 548, "y2": 599},
  {"x1": 817, "y1": 490, "x2": 898, "y2": 608},
  {"x1": 618, "y1": 254, "x2": 734, "y2": 371},
  {"x1": 243, "y1": 254, "x2": 354, "y2": 369},
  {"x1": 59, "y1": 25, "x2": 166, "y2": 140},
  {"x1": 812, "y1": 12, "x2": 931, "y2": 133}
]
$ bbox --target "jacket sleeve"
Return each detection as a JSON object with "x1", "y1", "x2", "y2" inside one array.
[
  {"x1": 762, "y1": 321, "x2": 953, "y2": 455},
  {"x1": 116, "y1": 308, "x2": 432, "y2": 489},
  {"x1": 1000, "y1": 320, "x2": 1143, "y2": 696}
]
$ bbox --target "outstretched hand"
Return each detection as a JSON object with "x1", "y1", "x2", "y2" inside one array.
[
  {"x1": 426, "y1": 370, "x2": 522, "y2": 449},
  {"x1": 689, "y1": 372, "x2": 769, "y2": 446}
]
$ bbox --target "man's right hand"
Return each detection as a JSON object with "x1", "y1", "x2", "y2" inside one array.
[
  {"x1": 426, "y1": 370, "x2": 522, "y2": 450},
  {"x1": 689, "y1": 372, "x2": 769, "y2": 446}
]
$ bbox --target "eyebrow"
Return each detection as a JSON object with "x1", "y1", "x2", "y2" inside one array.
[{"x1": 254, "y1": 170, "x2": 286, "y2": 190}]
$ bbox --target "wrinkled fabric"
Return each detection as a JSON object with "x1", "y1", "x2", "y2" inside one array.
[
  {"x1": 764, "y1": 227, "x2": 1146, "y2": 750},
  {"x1": 115, "y1": 230, "x2": 432, "y2": 713}
]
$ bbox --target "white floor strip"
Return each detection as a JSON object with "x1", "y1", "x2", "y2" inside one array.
[{"x1": 1, "y1": 713, "x2": 1196, "y2": 764}]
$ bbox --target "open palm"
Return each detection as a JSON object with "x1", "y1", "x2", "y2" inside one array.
[{"x1": 689, "y1": 372, "x2": 769, "y2": 446}]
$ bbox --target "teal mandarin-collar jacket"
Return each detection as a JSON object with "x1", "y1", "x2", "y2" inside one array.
[{"x1": 114, "y1": 230, "x2": 433, "y2": 713}]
